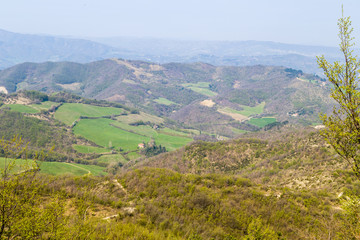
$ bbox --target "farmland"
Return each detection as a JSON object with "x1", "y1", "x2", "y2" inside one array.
[
  {"x1": 2, "y1": 104, "x2": 40, "y2": 114},
  {"x1": 238, "y1": 102, "x2": 265, "y2": 116},
  {"x1": 0, "y1": 157, "x2": 106, "y2": 176},
  {"x1": 73, "y1": 118, "x2": 149, "y2": 151},
  {"x1": 154, "y1": 97, "x2": 177, "y2": 105},
  {"x1": 73, "y1": 144, "x2": 111, "y2": 154},
  {"x1": 73, "y1": 118, "x2": 193, "y2": 152},
  {"x1": 182, "y1": 82, "x2": 217, "y2": 97},
  {"x1": 247, "y1": 117, "x2": 277, "y2": 128},
  {"x1": 54, "y1": 103, "x2": 124, "y2": 125}
]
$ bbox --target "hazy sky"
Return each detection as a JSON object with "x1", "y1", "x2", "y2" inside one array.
[{"x1": 0, "y1": 0, "x2": 359, "y2": 46}]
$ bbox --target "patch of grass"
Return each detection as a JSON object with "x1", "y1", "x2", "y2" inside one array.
[
  {"x1": 95, "y1": 154, "x2": 127, "y2": 165},
  {"x1": 0, "y1": 157, "x2": 106, "y2": 176},
  {"x1": 126, "y1": 152, "x2": 141, "y2": 160},
  {"x1": 73, "y1": 145, "x2": 110, "y2": 154},
  {"x1": 73, "y1": 118, "x2": 150, "y2": 152},
  {"x1": 29, "y1": 101, "x2": 57, "y2": 111},
  {"x1": 182, "y1": 82, "x2": 217, "y2": 97},
  {"x1": 154, "y1": 98, "x2": 177, "y2": 106},
  {"x1": 39, "y1": 162, "x2": 107, "y2": 176},
  {"x1": 110, "y1": 121, "x2": 158, "y2": 137},
  {"x1": 3, "y1": 104, "x2": 40, "y2": 114},
  {"x1": 238, "y1": 102, "x2": 265, "y2": 117},
  {"x1": 54, "y1": 103, "x2": 124, "y2": 125},
  {"x1": 110, "y1": 121, "x2": 193, "y2": 151},
  {"x1": 155, "y1": 133, "x2": 193, "y2": 151},
  {"x1": 247, "y1": 117, "x2": 277, "y2": 128},
  {"x1": 116, "y1": 112, "x2": 164, "y2": 125},
  {"x1": 231, "y1": 128, "x2": 248, "y2": 134},
  {"x1": 159, "y1": 128, "x2": 193, "y2": 137}
]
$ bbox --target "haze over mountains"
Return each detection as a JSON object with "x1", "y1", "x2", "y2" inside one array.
[{"x1": 0, "y1": 28, "x2": 343, "y2": 75}]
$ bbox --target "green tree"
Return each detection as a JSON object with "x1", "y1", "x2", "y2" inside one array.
[
  {"x1": 317, "y1": 11, "x2": 360, "y2": 179},
  {"x1": 0, "y1": 136, "x2": 67, "y2": 239}
]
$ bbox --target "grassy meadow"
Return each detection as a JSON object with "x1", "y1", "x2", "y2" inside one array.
[
  {"x1": 54, "y1": 103, "x2": 124, "y2": 125},
  {"x1": 154, "y1": 97, "x2": 177, "y2": 105},
  {"x1": 182, "y1": 82, "x2": 217, "y2": 97},
  {"x1": 247, "y1": 117, "x2": 277, "y2": 128},
  {"x1": 0, "y1": 157, "x2": 106, "y2": 176},
  {"x1": 238, "y1": 102, "x2": 265, "y2": 116}
]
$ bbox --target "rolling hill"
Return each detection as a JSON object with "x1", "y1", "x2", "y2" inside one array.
[{"x1": 0, "y1": 59, "x2": 334, "y2": 136}]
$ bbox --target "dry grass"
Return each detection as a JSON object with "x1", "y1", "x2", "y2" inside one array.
[{"x1": 200, "y1": 99, "x2": 215, "y2": 107}]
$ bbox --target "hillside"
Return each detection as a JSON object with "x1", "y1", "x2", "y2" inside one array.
[
  {"x1": 1, "y1": 91, "x2": 360, "y2": 238},
  {"x1": 0, "y1": 91, "x2": 197, "y2": 175},
  {"x1": 2, "y1": 124, "x2": 359, "y2": 239},
  {"x1": 0, "y1": 60, "x2": 334, "y2": 136}
]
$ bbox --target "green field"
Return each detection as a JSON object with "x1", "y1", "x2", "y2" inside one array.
[
  {"x1": 0, "y1": 158, "x2": 106, "y2": 176},
  {"x1": 238, "y1": 102, "x2": 265, "y2": 117},
  {"x1": 73, "y1": 118, "x2": 150, "y2": 151},
  {"x1": 116, "y1": 112, "x2": 164, "y2": 125},
  {"x1": 74, "y1": 118, "x2": 193, "y2": 152},
  {"x1": 154, "y1": 97, "x2": 177, "y2": 105},
  {"x1": 73, "y1": 145, "x2": 111, "y2": 154},
  {"x1": 247, "y1": 117, "x2": 277, "y2": 128},
  {"x1": 39, "y1": 162, "x2": 107, "y2": 176},
  {"x1": 231, "y1": 128, "x2": 248, "y2": 134},
  {"x1": 126, "y1": 152, "x2": 141, "y2": 160},
  {"x1": 159, "y1": 128, "x2": 192, "y2": 137},
  {"x1": 95, "y1": 154, "x2": 127, "y2": 164},
  {"x1": 110, "y1": 121, "x2": 193, "y2": 151},
  {"x1": 3, "y1": 104, "x2": 40, "y2": 114},
  {"x1": 29, "y1": 101, "x2": 57, "y2": 111},
  {"x1": 54, "y1": 103, "x2": 124, "y2": 125},
  {"x1": 182, "y1": 82, "x2": 217, "y2": 97}
]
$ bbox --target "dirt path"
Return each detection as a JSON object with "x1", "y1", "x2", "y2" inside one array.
[
  {"x1": 102, "y1": 179, "x2": 136, "y2": 221},
  {"x1": 113, "y1": 179, "x2": 127, "y2": 195}
]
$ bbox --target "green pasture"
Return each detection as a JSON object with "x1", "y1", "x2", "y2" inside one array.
[
  {"x1": 73, "y1": 145, "x2": 110, "y2": 154},
  {"x1": 126, "y1": 152, "x2": 141, "y2": 160},
  {"x1": 29, "y1": 101, "x2": 57, "y2": 111},
  {"x1": 73, "y1": 118, "x2": 193, "y2": 152},
  {"x1": 159, "y1": 128, "x2": 192, "y2": 137},
  {"x1": 2, "y1": 104, "x2": 40, "y2": 114},
  {"x1": 231, "y1": 128, "x2": 248, "y2": 134},
  {"x1": 116, "y1": 112, "x2": 164, "y2": 125},
  {"x1": 182, "y1": 82, "x2": 217, "y2": 97},
  {"x1": 110, "y1": 121, "x2": 193, "y2": 151},
  {"x1": 39, "y1": 162, "x2": 106, "y2": 176},
  {"x1": 154, "y1": 97, "x2": 177, "y2": 105},
  {"x1": 73, "y1": 118, "x2": 150, "y2": 151},
  {"x1": 247, "y1": 117, "x2": 277, "y2": 128},
  {"x1": 54, "y1": 103, "x2": 124, "y2": 125},
  {"x1": 238, "y1": 102, "x2": 265, "y2": 117},
  {"x1": 95, "y1": 154, "x2": 127, "y2": 165},
  {"x1": 0, "y1": 157, "x2": 106, "y2": 176}
]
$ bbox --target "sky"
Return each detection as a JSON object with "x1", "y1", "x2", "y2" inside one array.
[{"x1": 0, "y1": 0, "x2": 359, "y2": 46}]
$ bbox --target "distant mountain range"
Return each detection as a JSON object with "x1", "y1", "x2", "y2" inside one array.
[{"x1": 0, "y1": 28, "x2": 344, "y2": 74}]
